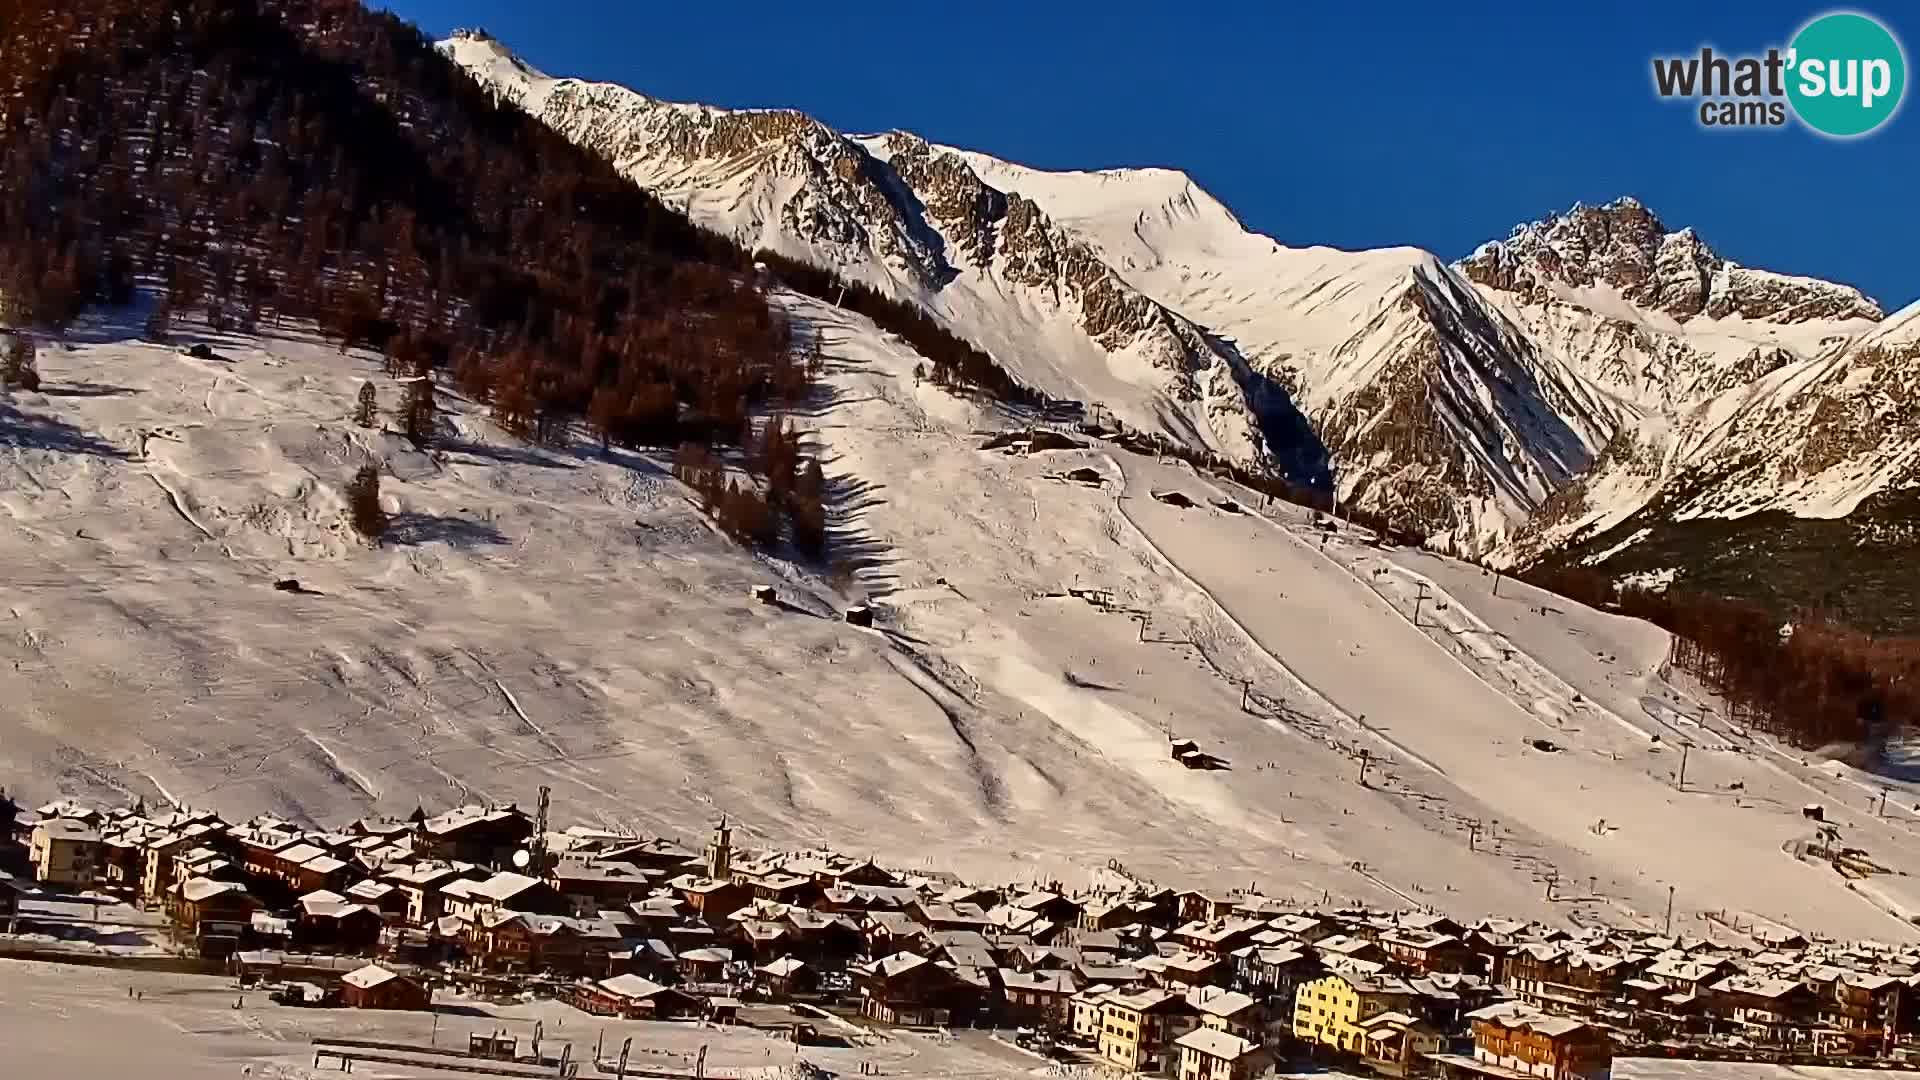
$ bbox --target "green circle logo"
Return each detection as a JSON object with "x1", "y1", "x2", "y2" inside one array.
[{"x1": 1786, "y1": 11, "x2": 1907, "y2": 137}]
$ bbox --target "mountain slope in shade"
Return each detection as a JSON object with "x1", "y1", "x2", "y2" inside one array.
[
  {"x1": 1509, "y1": 299, "x2": 1920, "y2": 601},
  {"x1": 439, "y1": 33, "x2": 1290, "y2": 470}
]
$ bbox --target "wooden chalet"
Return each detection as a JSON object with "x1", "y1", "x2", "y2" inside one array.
[
  {"x1": 1001, "y1": 969, "x2": 1082, "y2": 1028},
  {"x1": 677, "y1": 946, "x2": 734, "y2": 983},
  {"x1": 1158, "y1": 949, "x2": 1230, "y2": 988},
  {"x1": 548, "y1": 857, "x2": 655, "y2": 914},
  {"x1": 1234, "y1": 944, "x2": 1318, "y2": 1003},
  {"x1": 1178, "y1": 891, "x2": 1240, "y2": 925},
  {"x1": 340, "y1": 963, "x2": 431, "y2": 1010},
  {"x1": 414, "y1": 804, "x2": 534, "y2": 865},
  {"x1": 1711, "y1": 975, "x2": 1816, "y2": 1045},
  {"x1": 293, "y1": 890, "x2": 383, "y2": 952},
  {"x1": 1806, "y1": 966, "x2": 1903, "y2": 1051},
  {"x1": 1010, "y1": 890, "x2": 1083, "y2": 925},
  {"x1": 567, "y1": 974, "x2": 700, "y2": 1020},
  {"x1": 1175, "y1": 918, "x2": 1266, "y2": 958},
  {"x1": 1433, "y1": 1004, "x2": 1611, "y2": 1080},
  {"x1": 1503, "y1": 945, "x2": 1634, "y2": 1014},
  {"x1": 168, "y1": 878, "x2": 257, "y2": 958},
  {"x1": 1380, "y1": 930, "x2": 1477, "y2": 975},
  {"x1": 444, "y1": 871, "x2": 566, "y2": 921},
  {"x1": 1356, "y1": 1011, "x2": 1444, "y2": 1079},
  {"x1": 597, "y1": 838, "x2": 699, "y2": 876},
  {"x1": 668, "y1": 874, "x2": 750, "y2": 923},
  {"x1": 470, "y1": 911, "x2": 620, "y2": 975},
  {"x1": 344, "y1": 878, "x2": 409, "y2": 922},
  {"x1": 756, "y1": 956, "x2": 818, "y2": 999},
  {"x1": 856, "y1": 952, "x2": 982, "y2": 1027}
]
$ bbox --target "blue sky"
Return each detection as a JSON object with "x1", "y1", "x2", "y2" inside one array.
[{"x1": 384, "y1": 1, "x2": 1917, "y2": 309}]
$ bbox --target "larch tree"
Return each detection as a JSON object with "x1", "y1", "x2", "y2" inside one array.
[
  {"x1": 344, "y1": 464, "x2": 388, "y2": 542},
  {"x1": 402, "y1": 359, "x2": 436, "y2": 449},
  {"x1": 1, "y1": 334, "x2": 38, "y2": 391},
  {"x1": 354, "y1": 380, "x2": 378, "y2": 428}
]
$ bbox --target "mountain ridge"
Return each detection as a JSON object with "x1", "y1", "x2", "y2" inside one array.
[
  {"x1": 441, "y1": 32, "x2": 1288, "y2": 471},
  {"x1": 441, "y1": 29, "x2": 1914, "y2": 618}
]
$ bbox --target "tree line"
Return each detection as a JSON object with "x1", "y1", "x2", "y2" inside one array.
[{"x1": 1524, "y1": 567, "x2": 1918, "y2": 753}]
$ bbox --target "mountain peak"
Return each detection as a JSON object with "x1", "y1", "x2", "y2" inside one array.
[{"x1": 1460, "y1": 198, "x2": 1881, "y2": 325}]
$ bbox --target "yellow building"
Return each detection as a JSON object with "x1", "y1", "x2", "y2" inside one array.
[
  {"x1": 1100, "y1": 988, "x2": 1199, "y2": 1074},
  {"x1": 1293, "y1": 973, "x2": 1415, "y2": 1055},
  {"x1": 1072, "y1": 987, "x2": 1117, "y2": 1043},
  {"x1": 29, "y1": 818, "x2": 100, "y2": 888}
]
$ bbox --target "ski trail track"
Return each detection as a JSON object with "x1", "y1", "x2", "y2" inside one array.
[
  {"x1": 1100, "y1": 454, "x2": 1448, "y2": 781},
  {"x1": 1106, "y1": 453, "x2": 1920, "y2": 940}
]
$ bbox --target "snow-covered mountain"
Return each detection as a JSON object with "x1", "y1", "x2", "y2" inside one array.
[
  {"x1": 1507, "y1": 299, "x2": 1920, "y2": 612},
  {"x1": 441, "y1": 32, "x2": 1895, "y2": 563},
  {"x1": 953, "y1": 156, "x2": 1632, "y2": 551},
  {"x1": 12, "y1": 301, "x2": 1920, "y2": 940},
  {"x1": 1461, "y1": 197, "x2": 1881, "y2": 411},
  {"x1": 441, "y1": 33, "x2": 1281, "y2": 470},
  {"x1": 1470, "y1": 201, "x2": 1911, "y2": 603}
]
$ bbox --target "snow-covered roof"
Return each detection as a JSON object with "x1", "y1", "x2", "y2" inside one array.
[
  {"x1": 869, "y1": 952, "x2": 929, "y2": 978},
  {"x1": 466, "y1": 871, "x2": 542, "y2": 902},
  {"x1": 1190, "y1": 988, "x2": 1257, "y2": 1016},
  {"x1": 422, "y1": 804, "x2": 525, "y2": 835},
  {"x1": 273, "y1": 843, "x2": 328, "y2": 865},
  {"x1": 34, "y1": 818, "x2": 100, "y2": 842},
  {"x1": 347, "y1": 880, "x2": 396, "y2": 901},
  {"x1": 1173, "y1": 1028, "x2": 1259, "y2": 1060},
  {"x1": 1002, "y1": 970, "x2": 1079, "y2": 994},
  {"x1": 180, "y1": 878, "x2": 247, "y2": 903},
  {"x1": 341, "y1": 963, "x2": 401, "y2": 990}
]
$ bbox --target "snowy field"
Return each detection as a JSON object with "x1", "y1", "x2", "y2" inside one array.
[
  {"x1": 0, "y1": 958, "x2": 1047, "y2": 1080},
  {"x1": 1, "y1": 959, "x2": 1907, "y2": 1080},
  {"x1": 4, "y1": 297, "x2": 1919, "y2": 940}
]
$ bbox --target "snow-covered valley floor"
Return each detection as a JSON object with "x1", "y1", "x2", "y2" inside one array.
[{"x1": 3, "y1": 297, "x2": 1917, "y2": 941}]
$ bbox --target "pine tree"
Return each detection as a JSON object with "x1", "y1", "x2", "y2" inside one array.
[
  {"x1": 345, "y1": 464, "x2": 387, "y2": 541},
  {"x1": 792, "y1": 458, "x2": 828, "y2": 558},
  {"x1": 354, "y1": 380, "x2": 378, "y2": 428},
  {"x1": 402, "y1": 360, "x2": 436, "y2": 449},
  {"x1": 1, "y1": 334, "x2": 39, "y2": 391}
]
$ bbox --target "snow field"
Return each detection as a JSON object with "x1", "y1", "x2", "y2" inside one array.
[{"x1": 5, "y1": 296, "x2": 1918, "y2": 940}]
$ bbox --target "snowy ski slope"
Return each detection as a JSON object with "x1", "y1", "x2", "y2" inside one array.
[{"x1": 3, "y1": 299, "x2": 1917, "y2": 940}]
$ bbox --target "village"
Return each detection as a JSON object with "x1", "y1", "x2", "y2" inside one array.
[{"x1": 4, "y1": 786, "x2": 1920, "y2": 1080}]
